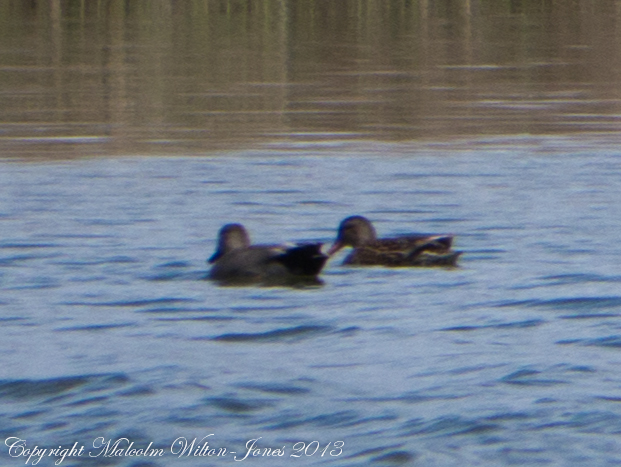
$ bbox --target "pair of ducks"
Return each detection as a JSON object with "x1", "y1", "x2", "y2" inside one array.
[{"x1": 208, "y1": 216, "x2": 461, "y2": 285}]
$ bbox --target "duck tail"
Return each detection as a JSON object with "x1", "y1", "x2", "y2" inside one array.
[
  {"x1": 424, "y1": 235, "x2": 453, "y2": 252},
  {"x1": 274, "y1": 243, "x2": 328, "y2": 276},
  {"x1": 403, "y1": 235, "x2": 448, "y2": 258},
  {"x1": 409, "y1": 250, "x2": 462, "y2": 267}
]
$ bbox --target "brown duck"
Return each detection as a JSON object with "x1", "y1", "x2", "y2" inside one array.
[
  {"x1": 208, "y1": 224, "x2": 328, "y2": 284},
  {"x1": 328, "y1": 216, "x2": 461, "y2": 267}
]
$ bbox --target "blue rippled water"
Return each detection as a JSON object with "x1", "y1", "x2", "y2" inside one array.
[{"x1": 1, "y1": 137, "x2": 621, "y2": 466}]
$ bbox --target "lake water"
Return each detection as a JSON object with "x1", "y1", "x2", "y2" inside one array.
[
  {"x1": 2, "y1": 139, "x2": 621, "y2": 466},
  {"x1": 2, "y1": 1, "x2": 621, "y2": 466}
]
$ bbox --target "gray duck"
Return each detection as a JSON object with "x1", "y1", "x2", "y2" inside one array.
[
  {"x1": 328, "y1": 216, "x2": 461, "y2": 267},
  {"x1": 208, "y1": 224, "x2": 328, "y2": 284}
]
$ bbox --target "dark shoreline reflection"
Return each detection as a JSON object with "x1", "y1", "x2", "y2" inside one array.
[{"x1": 1, "y1": 0, "x2": 621, "y2": 158}]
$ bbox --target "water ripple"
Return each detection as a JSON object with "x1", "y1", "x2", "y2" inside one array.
[
  {"x1": 370, "y1": 450, "x2": 416, "y2": 465},
  {"x1": 542, "y1": 273, "x2": 621, "y2": 285},
  {"x1": 62, "y1": 298, "x2": 199, "y2": 308},
  {"x1": 259, "y1": 409, "x2": 362, "y2": 430},
  {"x1": 500, "y1": 369, "x2": 568, "y2": 387},
  {"x1": 442, "y1": 319, "x2": 545, "y2": 332},
  {"x1": 402, "y1": 415, "x2": 500, "y2": 437},
  {"x1": 210, "y1": 325, "x2": 332, "y2": 343},
  {"x1": 204, "y1": 396, "x2": 275, "y2": 413},
  {"x1": 0, "y1": 374, "x2": 129, "y2": 402},
  {"x1": 140, "y1": 306, "x2": 221, "y2": 314},
  {"x1": 235, "y1": 382, "x2": 312, "y2": 396},
  {"x1": 0, "y1": 243, "x2": 60, "y2": 249},
  {"x1": 493, "y1": 296, "x2": 621, "y2": 311},
  {"x1": 558, "y1": 335, "x2": 621, "y2": 348},
  {"x1": 56, "y1": 323, "x2": 137, "y2": 332}
]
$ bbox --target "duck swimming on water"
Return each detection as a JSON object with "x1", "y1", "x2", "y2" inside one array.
[
  {"x1": 328, "y1": 216, "x2": 461, "y2": 267},
  {"x1": 208, "y1": 224, "x2": 328, "y2": 285}
]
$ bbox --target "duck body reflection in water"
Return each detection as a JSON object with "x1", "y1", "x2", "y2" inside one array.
[
  {"x1": 208, "y1": 224, "x2": 328, "y2": 286},
  {"x1": 328, "y1": 216, "x2": 461, "y2": 267}
]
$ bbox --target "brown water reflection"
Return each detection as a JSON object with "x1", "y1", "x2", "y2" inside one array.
[{"x1": 1, "y1": 0, "x2": 621, "y2": 158}]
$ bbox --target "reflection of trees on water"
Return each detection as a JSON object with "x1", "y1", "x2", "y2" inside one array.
[{"x1": 1, "y1": 0, "x2": 620, "y2": 157}]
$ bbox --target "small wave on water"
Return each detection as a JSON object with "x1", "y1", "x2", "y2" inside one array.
[
  {"x1": 210, "y1": 325, "x2": 334, "y2": 343},
  {"x1": 491, "y1": 296, "x2": 621, "y2": 312}
]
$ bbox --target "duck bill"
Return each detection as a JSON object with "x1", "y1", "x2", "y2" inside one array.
[
  {"x1": 208, "y1": 249, "x2": 223, "y2": 264},
  {"x1": 327, "y1": 241, "x2": 344, "y2": 257}
]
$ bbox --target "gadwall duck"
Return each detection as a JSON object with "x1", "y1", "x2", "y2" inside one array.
[
  {"x1": 328, "y1": 216, "x2": 461, "y2": 267},
  {"x1": 208, "y1": 224, "x2": 328, "y2": 285}
]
